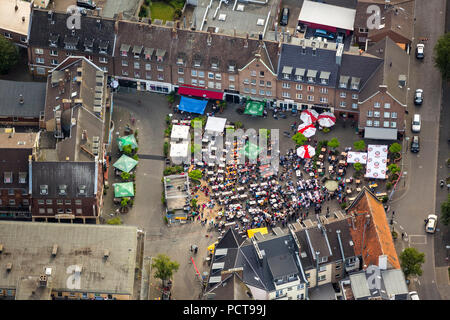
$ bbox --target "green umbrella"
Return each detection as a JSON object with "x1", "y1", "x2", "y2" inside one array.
[
  {"x1": 117, "y1": 135, "x2": 138, "y2": 151},
  {"x1": 113, "y1": 154, "x2": 138, "y2": 173},
  {"x1": 114, "y1": 182, "x2": 135, "y2": 197},
  {"x1": 240, "y1": 141, "x2": 260, "y2": 160},
  {"x1": 244, "y1": 100, "x2": 264, "y2": 116}
]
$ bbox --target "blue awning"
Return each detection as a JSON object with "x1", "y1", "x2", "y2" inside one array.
[{"x1": 178, "y1": 96, "x2": 207, "y2": 114}]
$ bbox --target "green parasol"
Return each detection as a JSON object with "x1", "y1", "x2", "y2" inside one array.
[
  {"x1": 113, "y1": 154, "x2": 138, "y2": 173},
  {"x1": 244, "y1": 100, "x2": 264, "y2": 116},
  {"x1": 117, "y1": 134, "x2": 138, "y2": 151},
  {"x1": 113, "y1": 182, "x2": 135, "y2": 197}
]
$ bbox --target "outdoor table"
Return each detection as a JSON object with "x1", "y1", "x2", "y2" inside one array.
[
  {"x1": 249, "y1": 201, "x2": 256, "y2": 205},
  {"x1": 318, "y1": 154, "x2": 324, "y2": 160},
  {"x1": 220, "y1": 157, "x2": 226, "y2": 162},
  {"x1": 338, "y1": 169, "x2": 344, "y2": 174},
  {"x1": 328, "y1": 166, "x2": 334, "y2": 171},
  {"x1": 250, "y1": 184, "x2": 258, "y2": 188},
  {"x1": 225, "y1": 141, "x2": 231, "y2": 146},
  {"x1": 331, "y1": 156, "x2": 336, "y2": 161},
  {"x1": 369, "y1": 183, "x2": 378, "y2": 188},
  {"x1": 346, "y1": 189, "x2": 352, "y2": 194},
  {"x1": 341, "y1": 152, "x2": 347, "y2": 157},
  {"x1": 356, "y1": 187, "x2": 362, "y2": 192},
  {"x1": 237, "y1": 187, "x2": 245, "y2": 192},
  {"x1": 239, "y1": 194, "x2": 248, "y2": 199},
  {"x1": 217, "y1": 170, "x2": 224, "y2": 174},
  {"x1": 208, "y1": 163, "x2": 215, "y2": 167},
  {"x1": 345, "y1": 178, "x2": 351, "y2": 183},
  {"x1": 171, "y1": 120, "x2": 179, "y2": 124},
  {"x1": 339, "y1": 160, "x2": 346, "y2": 166},
  {"x1": 218, "y1": 177, "x2": 224, "y2": 181},
  {"x1": 218, "y1": 164, "x2": 225, "y2": 168},
  {"x1": 296, "y1": 170, "x2": 302, "y2": 177},
  {"x1": 202, "y1": 149, "x2": 208, "y2": 153},
  {"x1": 258, "y1": 200, "x2": 265, "y2": 205},
  {"x1": 321, "y1": 148, "x2": 326, "y2": 153},
  {"x1": 309, "y1": 172, "x2": 315, "y2": 177},
  {"x1": 356, "y1": 179, "x2": 361, "y2": 184},
  {"x1": 202, "y1": 138, "x2": 209, "y2": 143},
  {"x1": 209, "y1": 178, "x2": 216, "y2": 182},
  {"x1": 349, "y1": 197, "x2": 356, "y2": 202},
  {"x1": 260, "y1": 182, "x2": 268, "y2": 187},
  {"x1": 197, "y1": 162, "x2": 204, "y2": 166},
  {"x1": 208, "y1": 171, "x2": 214, "y2": 175},
  {"x1": 318, "y1": 168, "x2": 323, "y2": 174}
]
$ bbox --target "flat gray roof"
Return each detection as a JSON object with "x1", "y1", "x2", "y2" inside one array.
[{"x1": 0, "y1": 221, "x2": 137, "y2": 295}]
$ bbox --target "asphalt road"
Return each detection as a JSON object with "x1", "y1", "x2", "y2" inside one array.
[{"x1": 389, "y1": 0, "x2": 447, "y2": 300}]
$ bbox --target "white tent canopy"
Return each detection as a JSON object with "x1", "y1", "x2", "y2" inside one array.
[
  {"x1": 347, "y1": 151, "x2": 368, "y2": 164},
  {"x1": 365, "y1": 145, "x2": 388, "y2": 179},
  {"x1": 171, "y1": 125, "x2": 190, "y2": 140},
  {"x1": 298, "y1": 0, "x2": 356, "y2": 31},
  {"x1": 205, "y1": 116, "x2": 227, "y2": 133},
  {"x1": 170, "y1": 142, "x2": 189, "y2": 159}
]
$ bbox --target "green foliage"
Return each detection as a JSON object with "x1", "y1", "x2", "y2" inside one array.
[
  {"x1": 322, "y1": 127, "x2": 330, "y2": 133},
  {"x1": 163, "y1": 166, "x2": 183, "y2": 176},
  {"x1": 120, "y1": 198, "x2": 128, "y2": 207},
  {"x1": 151, "y1": 254, "x2": 180, "y2": 282},
  {"x1": 353, "y1": 162, "x2": 363, "y2": 172},
  {"x1": 191, "y1": 143, "x2": 201, "y2": 154},
  {"x1": 234, "y1": 121, "x2": 243, "y2": 129},
  {"x1": 388, "y1": 163, "x2": 400, "y2": 175},
  {"x1": 164, "y1": 124, "x2": 173, "y2": 137},
  {"x1": 120, "y1": 171, "x2": 130, "y2": 181},
  {"x1": 174, "y1": 8, "x2": 182, "y2": 19},
  {"x1": 132, "y1": 154, "x2": 139, "y2": 161},
  {"x1": 106, "y1": 217, "x2": 123, "y2": 225},
  {"x1": 144, "y1": 0, "x2": 151, "y2": 5},
  {"x1": 441, "y1": 194, "x2": 450, "y2": 225},
  {"x1": 188, "y1": 169, "x2": 202, "y2": 181},
  {"x1": 389, "y1": 142, "x2": 402, "y2": 154},
  {"x1": 167, "y1": 94, "x2": 175, "y2": 104},
  {"x1": 434, "y1": 32, "x2": 450, "y2": 80},
  {"x1": 340, "y1": 202, "x2": 348, "y2": 210},
  {"x1": 130, "y1": 173, "x2": 136, "y2": 181},
  {"x1": 327, "y1": 138, "x2": 340, "y2": 150},
  {"x1": 165, "y1": 115, "x2": 171, "y2": 125},
  {"x1": 259, "y1": 129, "x2": 271, "y2": 140},
  {"x1": 191, "y1": 117, "x2": 205, "y2": 129},
  {"x1": 399, "y1": 247, "x2": 425, "y2": 278},
  {"x1": 353, "y1": 140, "x2": 366, "y2": 151},
  {"x1": 161, "y1": 191, "x2": 166, "y2": 204},
  {"x1": 190, "y1": 198, "x2": 198, "y2": 210},
  {"x1": 122, "y1": 144, "x2": 133, "y2": 156},
  {"x1": 382, "y1": 195, "x2": 388, "y2": 203},
  {"x1": 139, "y1": 5, "x2": 149, "y2": 17},
  {"x1": 292, "y1": 132, "x2": 307, "y2": 146},
  {"x1": 134, "y1": 129, "x2": 138, "y2": 138},
  {"x1": 164, "y1": 141, "x2": 169, "y2": 157},
  {"x1": 0, "y1": 35, "x2": 19, "y2": 74},
  {"x1": 386, "y1": 182, "x2": 392, "y2": 190}
]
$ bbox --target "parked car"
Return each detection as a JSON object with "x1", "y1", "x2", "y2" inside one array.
[
  {"x1": 414, "y1": 89, "x2": 423, "y2": 105},
  {"x1": 425, "y1": 214, "x2": 438, "y2": 233},
  {"x1": 410, "y1": 135, "x2": 420, "y2": 153},
  {"x1": 76, "y1": 0, "x2": 96, "y2": 10},
  {"x1": 280, "y1": 8, "x2": 289, "y2": 26},
  {"x1": 408, "y1": 291, "x2": 420, "y2": 300},
  {"x1": 416, "y1": 43, "x2": 424, "y2": 59},
  {"x1": 411, "y1": 114, "x2": 421, "y2": 133},
  {"x1": 314, "y1": 29, "x2": 335, "y2": 40}
]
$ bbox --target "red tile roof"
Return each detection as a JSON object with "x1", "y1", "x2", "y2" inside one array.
[{"x1": 346, "y1": 187, "x2": 400, "y2": 269}]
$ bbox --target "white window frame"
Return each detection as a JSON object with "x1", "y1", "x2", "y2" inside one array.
[{"x1": 391, "y1": 121, "x2": 397, "y2": 128}]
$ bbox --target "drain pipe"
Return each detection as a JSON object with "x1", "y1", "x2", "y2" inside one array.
[
  {"x1": 295, "y1": 251, "x2": 309, "y2": 300},
  {"x1": 336, "y1": 230, "x2": 346, "y2": 274},
  {"x1": 315, "y1": 251, "x2": 320, "y2": 287}
]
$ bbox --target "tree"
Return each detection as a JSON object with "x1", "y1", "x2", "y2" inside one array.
[
  {"x1": 353, "y1": 140, "x2": 366, "y2": 151},
  {"x1": 151, "y1": 254, "x2": 180, "y2": 284},
  {"x1": 327, "y1": 138, "x2": 340, "y2": 150},
  {"x1": 120, "y1": 198, "x2": 128, "y2": 207},
  {"x1": 434, "y1": 32, "x2": 450, "y2": 80},
  {"x1": 399, "y1": 247, "x2": 425, "y2": 278},
  {"x1": 167, "y1": 91, "x2": 175, "y2": 105},
  {"x1": 122, "y1": 144, "x2": 133, "y2": 156},
  {"x1": 106, "y1": 217, "x2": 122, "y2": 225},
  {"x1": 234, "y1": 121, "x2": 243, "y2": 129},
  {"x1": 188, "y1": 169, "x2": 202, "y2": 181},
  {"x1": 389, "y1": 142, "x2": 402, "y2": 155},
  {"x1": 191, "y1": 117, "x2": 205, "y2": 129},
  {"x1": 353, "y1": 162, "x2": 363, "y2": 173},
  {"x1": 0, "y1": 35, "x2": 19, "y2": 74},
  {"x1": 388, "y1": 163, "x2": 400, "y2": 175},
  {"x1": 219, "y1": 100, "x2": 227, "y2": 113},
  {"x1": 441, "y1": 194, "x2": 450, "y2": 225},
  {"x1": 120, "y1": 171, "x2": 130, "y2": 181},
  {"x1": 190, "y1": 198, "x2": 198, "y2": 210},
  {"x1": 163, "y1": 141, "x2": 169, "y2": 157},
  {"x1": 292, "y1": 132, "x2": 307, "y2": 146}
]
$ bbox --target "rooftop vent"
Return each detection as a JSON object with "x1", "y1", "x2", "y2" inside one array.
[
  {"x1": 39, "y1": 274, "x2": 48, "y2": 287},
  {"x1": 104, "y1": 249, "x2": 109, "y2": 259},
  {"x1": 52, "y1": 244, "x2": 58, "y2": 257},
  {"x1": 19, "y1": 94, "x2": 24, "y2": 104},
  {"x1": 0, "y1": 244, "x2": 3, "y2": 253},
  {"x1": 40, "y1": 185, "x2": 48, "y2": 195},
  {"x1": 6, "y1": 263, "x2": 12, "y2": 272}
]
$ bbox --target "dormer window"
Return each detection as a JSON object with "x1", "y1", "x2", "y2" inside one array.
[
  {"x1": 40, "y1": 185, "x2": 48, "y2": 195},
  {"x1": 99, "y1": 40, "x2": 109, "y2": 54},
  {"x1": 49, "y1": 34, "x2": 59, "y2": 47},
  {"x1": 120, "y1": 44, "x2": 131, "y2": 57},
  {"x1": 177, "y1": 58, "x2": 184, "y2": 65},
  {"x1": 84, "y1": 39, "x2": 94, "y2": 52},
  {"x1": 351, "y1": 77, "x2": 360, "y2": 90},
  {"x1": 228, "y1": 65, "x2": 235, "y2": 72},
  {"x1": 133, "y1": 45, "x2": 143, "y2": 59},
  {"x1": 306, "y1": 70, "x2": 317, "y2": 83},
  {"x1": 19, "y1": 172, "x2": 27, "y2": 184},
  {"x1": 339, "y1": 75, "x2": 349, "y2": 89},
  {"x1": 211, "y1": 58, "x2": 219, "y2": 70},
  {"x1": 59, "y1": 184, "x2": 67, "y2": 196},
  {"x1": 4, "y1": 172, "x2": 12, "y2": 184},
  {"x1": 282, "y1": 66, "x2": 292, "y2": 80},
  {"x1": 144, "y1": 48, "x2": 154, "y2": 60},
  {"x1": 78, "y1": 185, "x2": 86, "y2": 196},
  {"x1": 156, "y1": 49, "x2": 166, "y2": 62}
]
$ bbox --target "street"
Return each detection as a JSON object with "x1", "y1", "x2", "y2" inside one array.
[{"x1": 389, "y1": 0, "x2": 448, "y2": 300}]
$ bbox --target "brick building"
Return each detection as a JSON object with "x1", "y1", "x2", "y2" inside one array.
[
  {"x1": 27, "y1": 8, "x2": 116, "y2": 76},
  {"x1": 0, "y1": 130, "x2": 39, "y2": 220},
  {"x1": 0, "y1": 0, "x2": 31, "y2": 47}
]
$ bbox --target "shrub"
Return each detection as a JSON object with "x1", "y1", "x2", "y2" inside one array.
[
  {"x1": 235, "y1": 121, "x2": 243, "y2": 129},
  {"x1": 174, "y1": 8, "x2": 182, "y2": 19},
  {"x1": 165, "y1": 115, "x2": 171, "y2": 125},
  {"x1": 327, "y1": 138, "x2": 340, "y2": 150},
  {"x1": 188, "y1": 169, "x2": 202, "y2": 181},
  {"x1": 164, "y1": 141, "x2": 169, "y2": 157},
  {"x1": 161, "y1": 191, "x2": 166, "y2": 204},
  {"x1": 388, "y1": 163, "x2": 400, "y2": 175},
  {"x1": 323, "y1": 127, "x2": 330, "y2": 133},
  {"x1": 386, "y1": 182, "x2": 393, "y2": 190},
  {"x1": 353, "y1": 162, "x2": 363, "y2": 172},
  {"x1": 132, "y1": 154, "x2": 139, "y2": 161},
  {"x1": 139, "y1": 5, "x2": 149, "y2": 18},
  {"x1": 389, "y1": 142, "x2": 402, "y2": 154},
  {"x1": 353, "y1": 140, "x2": 366, "y2": 151},
  {"x1": 292, "y1": 132, "x2": 307, "y2": 146},
  {"x1": 121, "y1": 198, "x2": 129, "y2": 207},
  {"x1": 382, "y1": 196, "x2": 389, "y2": 203},
  {"x1": 340, "y1": 202, "x2": 348, "y2": 209},
  {"x1": 122, "y1": 144, "x2": 133, "y2": 156},
  {"x1": 121, "y1": 171, "x2": 130, "y2": 181},
  {"x1": 107, "y1": 217, "x2": 123, "y2": 225}
]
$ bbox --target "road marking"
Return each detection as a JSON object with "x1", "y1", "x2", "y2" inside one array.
[{"x1": 409, "y1": 235, "x2": 427, "y2": 245}]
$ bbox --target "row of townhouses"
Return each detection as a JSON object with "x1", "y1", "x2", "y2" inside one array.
[
  {"x1": 15, "y1": 6, "x2": 411, "y2": 140},
  {"x1": 204, "y1": 188, "x2": 408, "y2": 300}
]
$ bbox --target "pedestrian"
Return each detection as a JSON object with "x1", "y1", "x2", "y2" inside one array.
[
  {"x1": 392, "y1": 211, "x2": 395, "y2": 216},
  {"x1": 401, "y1": 232, "x2": 405, "y2": 239}
]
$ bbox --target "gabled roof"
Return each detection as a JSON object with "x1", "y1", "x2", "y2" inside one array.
[
  {"x1": 339, "y1": 52, "x2": 383, "y2": 92},
  {"x1": 28, "y1": 9, "x2": 115, "y2": 56},
  {"x1": 346, "y1": 187, "x2": 401, "y2": 269},
  {"x1": 360, "y1": 37, "x2": 408, "y2": 105},
  {"x1": 204, "y1": 272, "x2": 252, "y2": 300}
]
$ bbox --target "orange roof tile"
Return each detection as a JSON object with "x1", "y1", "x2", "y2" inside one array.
[{"x1": 347, "y1": 188, "x2": 400, "y2": 269}]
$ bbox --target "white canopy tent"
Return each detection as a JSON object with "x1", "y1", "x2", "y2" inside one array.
[
  {"x1": 170, "y1": 142, "x2": 189, "y2": 161},
  {"x1": 365, "y1": 145, "x2": 388, "y2": 179},
  {"x1": 347, "y1": 151, "x2": 368, "y2": 164},
  {"x1": 205, "y1": 116, "x2": 227, "y2": 133},
  {"x1": 298, "y1": 0, "x2": 356, "y2": 31},
  {"x1": 171, "y1": 125, "x2": 190, "y2": 140}
]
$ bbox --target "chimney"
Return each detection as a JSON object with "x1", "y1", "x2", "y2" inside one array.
[
  {"x1": 104, "y1": 249, "x2": 110, "y2": 259},
  {"x1": 277, "y1": 41, "x2": 282, "y2": 55},
  {"x1": 258, "y1": 33, "x2": 263, "y2": 41},
  {"x1": 19, "y1": 94, "x2": 24, "y2": 104},
  {"x1": 336, "y1": 43, "x2": 343, "y2": 65},
  {"x1": 274, "y1": 23, "x2": 278, "y2": 41},
  {"x1": 52, "y1": 244, "x2": 58, "y2": 257},
  {"x1": 378, "y1": 255, "x2": 387, "y2": 270},
  {"x1": 39, "y1": 274, "x2": 48, "y2": 287},
  {"x1": 365, "y1": 214, "x2": 371, "y2": 227},
  {"x1": 82, "y1": 130, "x2": 87, "y2": 140},
  {"x1": 233, "y1": 28, "x2": 236, "y2": 37},
  {"x1": 15, "y1": 5, "x2": 18, "y2": 11},
  {"x1": 96, "y1": 19, "x2": 102, "y2": 30},
  {"x1": 350, "y1": 212, "x2": 356, "y2": 230},
  {"x1": 6, "y1": 263, "x2": 12, "y2": 272},
  {"x1": 172, "y1": 25, "x2": 178, "y2": 39},
  {"x1": 0, "y1": 244, "x2": 3, "y2": 254}
]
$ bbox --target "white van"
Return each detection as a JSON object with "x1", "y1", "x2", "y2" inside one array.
[{"x1": 411, "y1": 114, "x2": 421, "y2": 133}]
